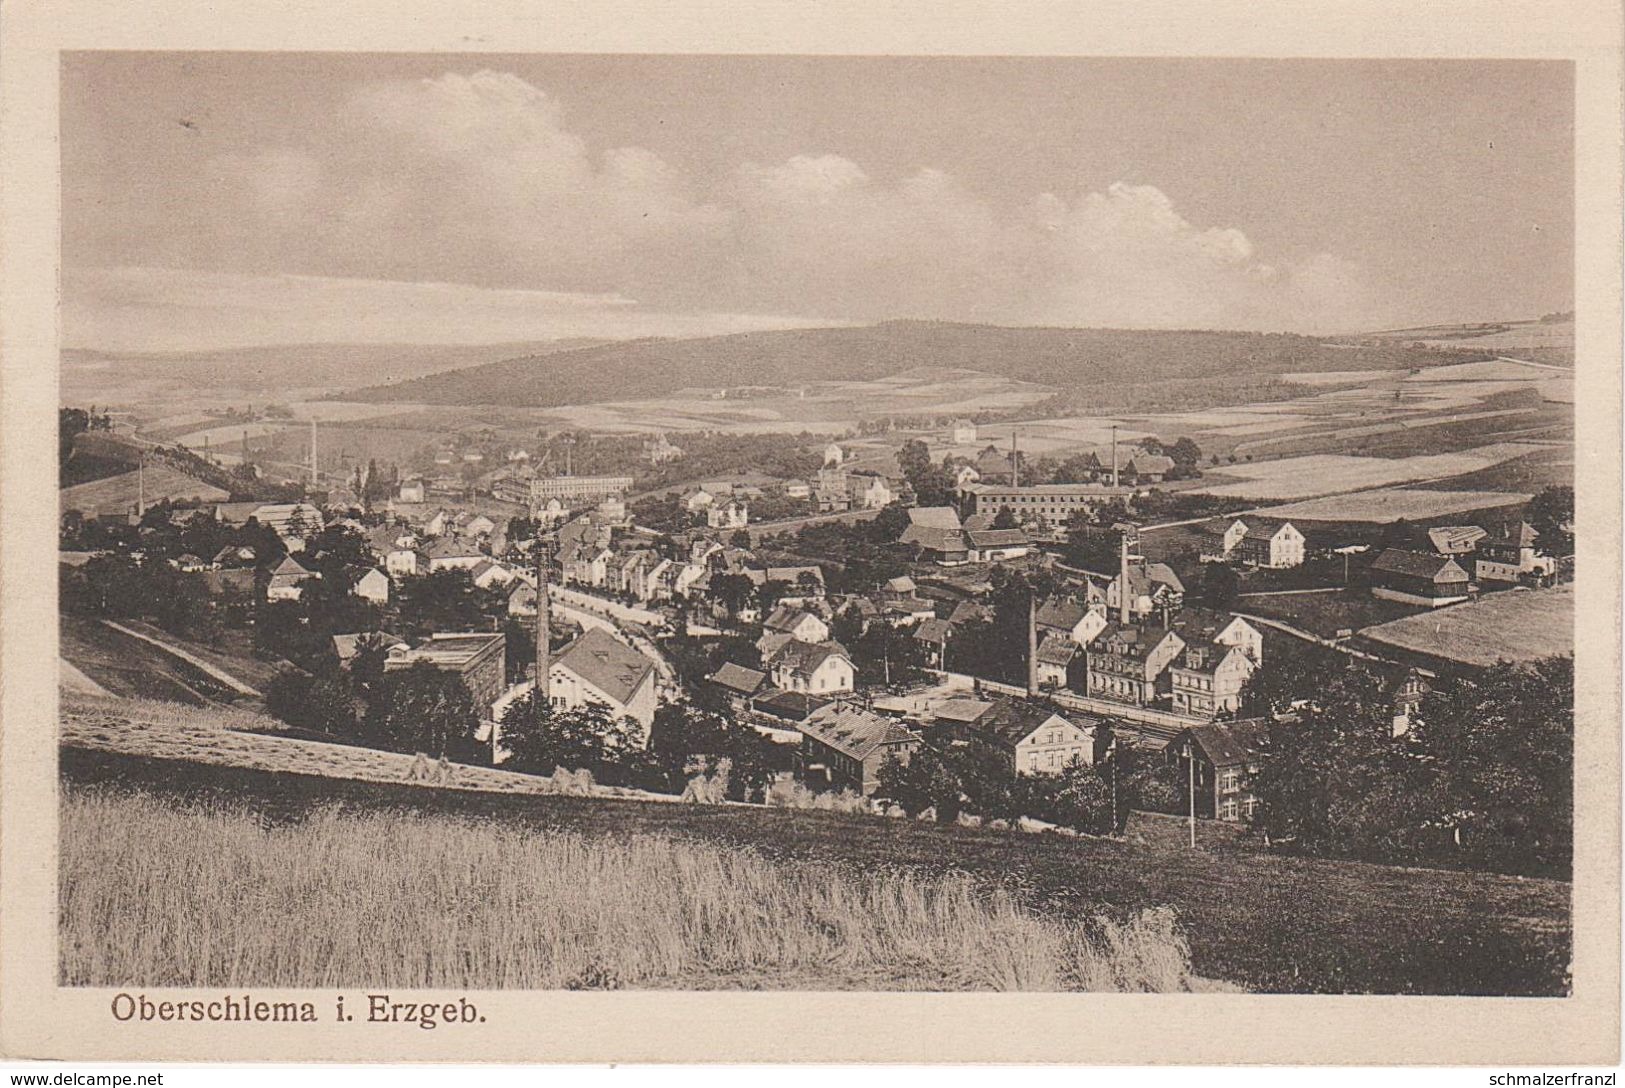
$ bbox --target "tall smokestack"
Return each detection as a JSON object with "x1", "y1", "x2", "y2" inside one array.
[
  {"x1": 534, "y1": 540, "x2": 553, "y2": 722},
  {"x1": 1119, "y1": 532, "x2": 1131, "y2": 625},
  {"x1": 1027, "y1": 591, "x2": 1039, "y2": 697},
  {"x1": 1111, "y1": 424, "x2": 1119, "y2": 488}
]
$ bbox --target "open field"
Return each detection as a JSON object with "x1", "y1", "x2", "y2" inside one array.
[
  {"x1": 59, "y1": 617, "x2": 245, "y2": 706},
  {"x1": 1189, "y1": 444, "x2": 1548, "y2": 501},
  {"x1": 1355, "y1": 585, "x2": 1574, "y2": 670},
  {"x1": 59, "y1": 463, "x2": 229, "y2": 516},
  {"x1": 1250, "y1": 488, "x2": 1532, "y2": 524},
  {"x1": 113, "y1": 620, "x2": 289, "y2": 694},
  {"x1": 61, "y1": 746, "x2": 1572, "y2": 995},
  {"x1": 61, "y1": 785, "x2": 1197, "y2": 992},
  {"x1": 1234, "y1": 590, "x2": 1428, "y2": 640}
]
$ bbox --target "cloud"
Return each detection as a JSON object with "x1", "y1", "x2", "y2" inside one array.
[
  {"x1": 70, "y1": 70, "x2": 1405, "y2": 346},
  {"x1": 64, "y1": 267, "x2": 819, "y2": 353}
]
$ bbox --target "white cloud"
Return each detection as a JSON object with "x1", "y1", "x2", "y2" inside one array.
[{"x1": 69, "y1": 70, "x2": 1405, "y2": 346}]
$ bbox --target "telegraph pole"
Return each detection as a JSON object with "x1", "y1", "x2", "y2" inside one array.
[{"x1": 1186, "y1": 740, "x2": 1197, "y2": 849}]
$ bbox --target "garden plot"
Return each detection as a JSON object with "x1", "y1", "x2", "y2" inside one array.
[{"x1": 1189, "y1": 443, "x2": 1546, "y2": 501}]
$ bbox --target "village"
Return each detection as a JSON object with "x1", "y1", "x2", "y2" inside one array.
[{"x1": 58, "y1": 403, "x2": 1575, "y2": 842}]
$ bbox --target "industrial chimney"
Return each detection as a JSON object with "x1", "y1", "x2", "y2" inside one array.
[
  {"x1": 1119, "y1": 532, "x2": 1132, "y2": 625},
  {"x1": 534, "y1": 540, "x2": 553, "y2": 723},
  {"x1": 1026, "y1": 591, "x2": 1040, "y2": 697}
]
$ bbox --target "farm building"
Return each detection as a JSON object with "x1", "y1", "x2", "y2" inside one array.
[
  {"x1": 707, "y1": 662, "x2": 767, "y2": 711},
  {"x1": 795, "y1": 702, "x2": 921, "y2": 796},
  {"x1": 1369, "y1": 550, "x2": 1472, "y2": 607},
  {"x1": 1426, "y1": 525, "x2": 1489, "y2": 555}
]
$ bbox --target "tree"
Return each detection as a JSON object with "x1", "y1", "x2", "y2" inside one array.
[
  {"x1": 876, "y1": 747, "x2": 963, "y2": 819},
  {"x1": 1525, "y1": 486, "x2": 1574, "y2": 557},
  {"x1": 264, "y1": 665, "x2": 362, "y2": 736},
  {"x1": 395, "y1": 568, "x2": 495, "y2": 636},
  {"x1": 498, "y1": 692, "x2": 655, "y2": 786},
  {"x1": 1197, "y1": 562, "x2": 1240, "y2": 609},
  {"x1": 992, "y1": 505, "x2": 1018, "y2": 530},
  {"x1": 710, "y1": 572, "x2": 755, "y2": 621},
  {"x1": 364, "y1": 662, "x2": 482, "y2": 759},
  {"x1": 1169, "y1": 437, "x2": 1203, "y2": 467},
  {"x1": 646, "y1": 699, "x2": 776, "y2": 800}
]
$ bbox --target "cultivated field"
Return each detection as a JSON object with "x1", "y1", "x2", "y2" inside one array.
[
  {"x1": 61, "y1": 747, "x2": 1573, "y2": 995},
  {"x1": 1191, "y1": 444, "x2": 1547, "y2": 501},
  {"x1": 62, "y1": 785, "x2": 1196, "y2": 992},
  {"x1": 1356, "y1": 585, "x2": 1574, "y2": 669},
  {"x1": 59, "y1": 463, "x2": 229, "y2": 516},
  {"x1": 1234, "y1": 590, "x2": 1427, "y2": 640},
  {"x1": 1250, "y1": 488, "x2": 1532, "y2": 524}
]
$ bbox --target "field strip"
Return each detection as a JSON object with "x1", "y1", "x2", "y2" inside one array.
[
  {"x1": 101, "y1": 620, "x2": 262, "y2": 697},
  {"x1": 1231, "y1": 406, "x2": 1538, "y2": 455},
  {"x1": 59, "y1": 658, "x2": 111, "y2": 697}
]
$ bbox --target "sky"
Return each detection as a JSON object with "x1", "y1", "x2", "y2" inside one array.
[{"x1": 62, "y1": 53, "x2": 1574, "y2": 352}]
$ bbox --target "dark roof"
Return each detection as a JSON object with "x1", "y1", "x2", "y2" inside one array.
[
  {"x1": 1036, "y1": 595, "x2": 1089, "y2": 631},
  {"x1": 800, "y1": 702, "x2": 919, "y2": 761},
  {"x1": 1096, "y1": 622, "x2": 1183, "y2": 659},
  {"x1": 949, "y1": 600, "x2": 993, "y2": 625},
  {"x1": 1371, "y1": 549, "x2": 1469, "y2": 581},
  {"x1": 1179, "y1": 719, "x2": 1272, "y2": 768},
  {"x1": 914, "y1": 617, "x2": 954, "y2": 644},
  {"x1": 709, "y1": 662, "x2": 767, "y2": 696},
  {"x1": 268, "y1": 555, "x2": 310, "y2": 582},
  {"x1": 768, "y1": 638, "x2": 851, "y2": 677},
  {"x1": 1242, "y1": 518, "x2": 1295, "y2": 542},
  {"x1": 1201, "y1": 517, "x2": 1246, "y2": 538},
  {"x1": 1037, "y1": 632, "x2": 1080, "y2": 666},
  {"x1": 1172, "y1": 606, "x2": 1249, "y2": 645},
  {"x1": 752, "y1": 689, "x2": 837, "y2": 722},
  {"x1": 967, "y1": 528, "x2": 1029, "y2": 548},
  {"x1": 554, "y1": 627, "x2": 657, "y2": 707},
  {"x1": 976, "y1": 699, "x2": 1094, "y2": 748},
  {"x1": 763, "y1": 604, "x2": 817, "y2": 632}
]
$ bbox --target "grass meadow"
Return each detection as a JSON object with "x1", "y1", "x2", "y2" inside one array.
[{"x1": 60, "y1": 786, "x2": 1194, "y2": 992}]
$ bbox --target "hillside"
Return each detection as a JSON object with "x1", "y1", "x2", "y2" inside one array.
[
  {"x1": 62, "y1": 339, "x2": 610, "y2": 408},
  {"x1": 340, "y1": 321, "x2": 1473, "y2": 410},
  {"x1": 60, "y1": 736, "x2": 1569, "y2": 995}
]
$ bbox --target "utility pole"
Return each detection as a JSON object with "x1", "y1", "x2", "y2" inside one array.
[
  {"x1": 1186, "y1": 740, "x2": 1197, "y2": 849},
  {"x1": 533, "y1": 537, "x2": 554, "y2": 731}
]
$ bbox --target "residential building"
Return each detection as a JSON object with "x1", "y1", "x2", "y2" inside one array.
[
  {"x1": 266, "y1": 555, "x2": 313, "y2": 601},
  {"x1": 783, "y1": 479, "x2": 811, "y2": 499},
  {"x1": 427, "y1": 536, "x2": 486, "y2": 573},
  {"x1": 950, "y1": 419, "x2": 978, "y2": 445},
  {"x1": 846, "y1": 471, "x2": 895, "y2": 510},
  {"x1": 384, "y1": 632, "x2": 508, "y2": 718},
  {"x1": 1234, "y1": 520, "x2": 1306, "y2": 569},
  {"x1": 682, "y1": 489, "x2": 716, "y2": 513},
  {"x1": 1369, "y1": 550, "x2": 1472, "y2": 607},
  {"x1": 1168, "y1": 643, "x2": 1256, "y2": 718},
  {"x1": 1035, "y1": 634, "x2": 1081, "y2": 690},
  {"x1": 706, "y1": 500, "x2": 750, "y2": 529},
  {"x1": 546, "y1": 626, "x2": 659, "y2": 729},
  {"x1": 1166, "y1": 719, "x2": 1271, "y2": 821},
  {"x1": 353, "y1": 567, "x2": 390, "y2": 604},
  {"x1": 1199, "y1": 518, "x2": 1250, "y2": 562},
  {"x1": 1035, "y1": 595, "x2": 1109, "y2": 647},
  {"x1": 1086, "y1": 623, "x2": 1186, "y2": 706},
  {"x1": 796, "y1": 702, "x2": 921, "y2": 796},
  {"x1": 766, "y1": 639, "x2": 854, "y2": 696},
  {"x1": 1474, "y1": 521, "x2": 1555, "y2": 584},
  {"x1": 900, "y1": 506, "x2": 971, "y2": 565},
  {"x1": 823, "y1": 442, "x2": 845, "y2": 466},
  {"x1": 969, "y1": 700, "x2": 1097, "y2": 776},
  {"x1": 1106, "y1": 562, "x2": 1186, "y2": 619},
  {"x1": 912, "y1": 616, "x2": 953, "y2": 668},
  {"x1": 707, "y1": 662, "x2": 767, "y2": 711},
  {"x1": 762, "y1": 605, "x2": 831, "y2": 644}
]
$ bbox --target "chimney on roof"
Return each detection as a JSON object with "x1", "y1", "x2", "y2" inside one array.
[{"x1": 1027, "y1": 591, "x2": 1039, "y2": 697}]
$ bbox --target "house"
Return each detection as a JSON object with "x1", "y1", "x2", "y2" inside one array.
[
  {"x1": 1427, "y1": 525, "x2": 1489, "y2": 556},
  {"x1": 707, "y1": 662, "x2": 767, "y2": 711},
  {"x1": 762, "y1": 605, "x2": 831, "y2": 644},
  {"x1": 423, "y1": 510, "x2": 451, "y2": 537},
  {"x1": 795, "y1": 702, "x2": 921, "y2": 796},
  {"x1": 765, "y1": 639, "x2": 854, "y2": 696},
  {"x1": 953, "y1": 464, "x2": 981, "y2": 490},
  {"x1": 330, "y1": 631, "x2": 407, "y2": 668},
  {"x1": 546, "y1": 626, "x2": 660, "y2": 729},
  {"x1": 973, "y1": 446, "x2": 1018, "y2": 485},
  {"x1": 1369, "y1": 549, "x2": 1472, "y2": 607},
  {"x1": 386, "y1": 632, "x2": 509, "y2": 720},
  {"x1": 1086, "y1": 623, "x2": 1186, "y2": 706},
  {"x1": 965, "y1": 527, "x2": 1031, "y2": 562},
  {"x1": 1035, "y1": 633, "x2": 1081, "y2": 690},
  {"x1": 428, "y1": 536, "x2": 486, "y2": 573},
  {"x1": 783, "y1": 479, "x2": 811, "y2": 499},
  {"x1": 706, "y1": 500, "x2": 749, "y2": 530},
  {"x1": 211, "y1": 544, "x2": 257, "y2": 569},
  {"x1": 468, "y1": 559, "x2": 514, "y2": 590},
  {"x1": 681, "y1": 489, "x2": 715, "y2": 513},
  {"x1": 200, "y1": 568, "x2": 256, "y2": 599},
  {"x1": 899, "y1": 506, "x2": 971, "y2": 565},
  {"x1": 927, "y1": 697, "x2": 995, "y2": 740},
  {"x1": 1106, "y1": 562, "x2": 1186, "y2": 619},
  {"x1": 950, "y1": 418, "x2": 977, "y2": 445},
  {"x1": 172, "y1": 553, "x2": 207, "y2": 573},
  {"x1": 1234, "y1": 520, "x2": 1306, "y2": 569},
  {"x1": 461, "y1": 513, "x2": 497, "y2": 538},
  {"x1": 381, "y1": 543, "x2": 426, "y2": 578},
  {"x1": 846, "y1": 472, "x2": 894, "y2": 510},
  {"x1": 883, "y1": 575, "x2": 917, "y2": 599},
  {"x1": 1168, "y1": 643, "x2": 1256, "y2": 719},
  {"x1": 1474, "y1": 521, "x2": 1555, "y2": 584},
  {"x1": 969, "y1": 700, "x2": 1097, "y2": 776},
  {"x1": 822, "y1": 442, "x2": 845, "y2": 466},
  {"x1": 1035, "y1": 595, "x2": 1108, "y2": 647},
  {"x1": 912, "y1": 616, "x2": 954, "y2": 668},
  {"x1": 1166, "y1": 719, "x2": 1271, "y2": 821},
  {"x1": 266, "y1": 555, "x2": 313, "y2": 601},
  {"x1": 1173, "y1": 607, "x2": 1264, "y2": 665},
  {"x1": 1199, "y1": 518, "x2": 1250, "y2": 562},
  {"x1": 353, "y1": 567, "x2": 391, "y2": 604},
  {"x1": 394, "y1": 478, "x2": 425, "y2": 503},
  {"x1": 1124, "y1": 453, "x2": 1175, "y2": 482}
]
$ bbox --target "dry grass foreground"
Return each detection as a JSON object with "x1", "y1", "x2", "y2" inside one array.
[{"x1": 60, "y1": 788, "x2": 1199, "y2": 993}]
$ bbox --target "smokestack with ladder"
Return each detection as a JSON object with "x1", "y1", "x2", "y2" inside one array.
[
  {"x1": 1026, "y1": 590, "x2": 1040, "y2": 697},
  {"x1": 534, "y1": 539, "x2": 553, "y2": 725}
]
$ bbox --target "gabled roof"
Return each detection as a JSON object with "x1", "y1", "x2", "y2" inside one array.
[
  {"x1": 967, "y1": 528, "x2": 1029, "y2": 548},
  {"x1": 949, "y1": 600, "x2": 993, "y2": 625},
  {"x1": 906, "y1": 506, "x2": 963, "y2": 531},
  {"x1": 976, "y1": 699, "x2": 1094, "y2": 748},
  {"x1": 268, "y1": 554, "x2": 310, "y2": 582},
  {"x1": 932, "y1": 697, "x2": 994, "y2": 724},
  {"x1": 763, "y1": 604, "x2": 817, "y2": 633},
  {"x1": 1371, "y1": 549, "x2": 1469, "y2": 581},
  {"x1": 1201, "y1": 517, "x2": 1248, "y2": 538},
  {"x1": 1036, "y1": 632, "x2": 1080, "y2": 666},
  {"x1": 1427, "y1": 525, "x2": 1489, "y2": 551},
  {"x1": 800, "y1": 702, "x2": 919, "y2": 761},
  {"x1": 1128, "y1": 453, "x2": 1175, "y2": 475},
  {"x1": 1179, "y1": 718, "x2": 1271, "y2": 768},
  {"x1": 1096, "y1": 622, "x2": 1183, "y2": 659},
  {"x1": 752, "y1": 689, "x2": 837, "y2": 722},
  {"x1": 913, "y1": 617, "x2": 954, "y2": 644},
  {"x1": 885, "y1": 575, "x2": 917, "y2": 593},
  {"x1": 1172, "y1": 606, "x2": 1252, "y2": 646},
  {"x1": 1036, "y1": 596, "x2": 1089, "y2": 631},
  {"x1": 428, "y1": 536, "x2": 482, "y2": 559},
  {"x1": 768, "y1": 639, "x2": 851, "y2": 677},
  {"x1": 709, "y1": 662, "x2": 767, "y2": 696},
  {"x1": 553, "y1": 627, "x2": 657, "y2": 708},
  {"x1": 1242, "y1": 518, "x2": 1296, "y2": 542}
]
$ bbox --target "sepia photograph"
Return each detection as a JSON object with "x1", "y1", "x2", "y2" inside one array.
[
  {"x1": 47, "y1": 51, "x2": 1583, "y2": 1000},
  {"x1": 1, "y1": 1, "x2": 1619, "y2": 1063}
]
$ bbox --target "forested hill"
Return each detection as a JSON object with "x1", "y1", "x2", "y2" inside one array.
[{"x1": 339, "y1": 321, "x2": 1465, "y2": 409}]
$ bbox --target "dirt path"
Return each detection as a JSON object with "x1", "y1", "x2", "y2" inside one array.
[{"x1": 101, "y1": 620, "x2": 262, "y2": 697}]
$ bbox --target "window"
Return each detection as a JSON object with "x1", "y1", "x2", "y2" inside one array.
[
  {"x1": 1221, "y1": 799, "x2": 1239, "y2": 820},
  {"x1": 1220, "y1": 771, "x2": 1239, "y2": 792}
]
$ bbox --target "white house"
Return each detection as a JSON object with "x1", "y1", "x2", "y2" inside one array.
[
  {"x1": 970, "y1": 701, "x2": 1095, "y2": 776},
  {"x1": 706, "y1": 500, "x2": 750, "y2": 530},
  {"x1": 766, "y1": 639, "x2": 854, "y2": 696},
  {"x1": 382, "y1": 544, "x2": 424, "y2": 578},
  {"x1": 352, "y1": 567, "x2": 390, "y2": 604},
  {"x1": 547, "y1": 627, "x2": 660, "y2": 729},
  {"x1": 951, "y1": 419, "x2": 977, "y2": 445},
  {"x1": 823, "y1": 442, "x2": 845, "y2": 466},
  {"x1": 266, "y1": 555, "x2": 312, "y2": 602},
  {"x1": 428, "y1": 537, "x2": 486, "y2": 573},
  {"x1": 1236, "y1": 521, "x2": 1306, "y2": 569},
  {"x1": 762, "y1": 605, "x2": 831, "y2": 644}
]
